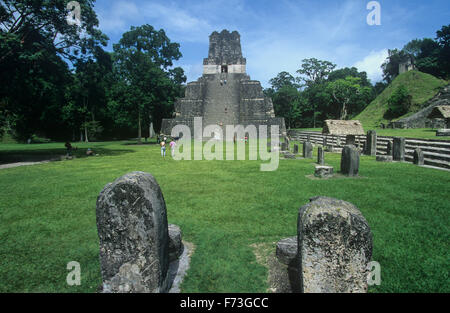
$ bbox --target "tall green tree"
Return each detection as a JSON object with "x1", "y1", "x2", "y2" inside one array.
[
  {"x1": 296, "y1": 58, "x2": 336, "y2": 127},
  {"x1": 296, "y1": 58, "x2": 336, "y2": 86},
  {"x1": 436, "y1": 24, "x2": 450, "y2": 78},
  {"x1": 326, "y1": 76, "x2": 372, "y2": 120},
  {"x1": 328, "y1": 67, "x2": 372, "y2": 87},
  {"x1": 111, "y1": 25, "x2": 184, "y2": 142},
  {"x1": 269, "y1": 71, "x2": 298, "y2": 91},
  {"x1": 0, "y1": 0, "x2": 108, "y2": 140},
  {"x1": 64, "y1": 48, "x2": 112, "y2": 142},
  {"x1": 403, "y1": 39, "x2": 423, "y2": 58},
  {"x1": 272, "y1": 85, "x2": 301, "y2": 129},
  {"x1": 414, "y1": 38, "x2": 441, "y2": 78},
  {"x1": 268, "y1": 71, "x2": 304, "y2": 129}
]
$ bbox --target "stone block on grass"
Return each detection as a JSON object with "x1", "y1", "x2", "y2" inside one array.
[
  {"x1": 340, "y1": 145, "x2": 359, "y2": 176},
  {"x1": 96, "y1": 171, "x2": 171, "y2": 293},
  {"x1": 297, "y1": 196, "x2": 373, "y2": 293},
  {"x1": 314, "y1": 165, "x2": 333, "y2": 178}
]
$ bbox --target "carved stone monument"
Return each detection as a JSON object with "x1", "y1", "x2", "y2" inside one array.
[
  {"x1": 314, "y1": 165, "x2": 334, "y2": 178},
  {"x1": 303, "y1": 142, "x2": 313, "y2": 158},
  {"x1": 393, "y1": 137, "x2": 405, "y2": 161},
  {"x1": 317, "y1": 146, "x2": 324, "y2": 165},
  {"x1": 341, "y1": 145, "x2": 360, "y2": 176},
  {"x1": 365, "y1": 130, "x2": 377, "y2": 156},
  {"x1": 297, "y1": 197, "x2": 373, "y2": 293},
  {"x1": 96, "y1": 172, "x2": 171, "y2": 293},
  {"x1": 413, "y1": 148, "x2": 424, "y2": 166}
]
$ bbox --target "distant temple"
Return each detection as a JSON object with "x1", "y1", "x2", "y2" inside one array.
[
  {"x1": 398, "y1": 56, "x2": 416, "y2": 74},
  {"x1": 161, "y1": 30, "x2": 286, "y2": 139}
]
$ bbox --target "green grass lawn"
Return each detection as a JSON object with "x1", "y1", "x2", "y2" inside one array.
[{"x1": 0, "y1": 140, "x2": 449, "y2": 293}]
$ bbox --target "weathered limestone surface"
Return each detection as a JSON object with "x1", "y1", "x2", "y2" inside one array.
[
  {"x1": 386, "y1": 141, "x2": 393, "y2": 156},
  {"x1": 168, "y1": 224, "x2": 184, "y2": 262},
  {"x1": 276, "y1": 236, "x2": 298, "y2": 266},
  {"x1": 297, "y1": 196, "x2": 373, "y2": 293},
  {"x1": 293, "y1": 144, "x2": 299, "y2": 154},
  {"x1": 388, "y1": 85, "x2": 450, "y2": 129},
  {"x1": 393, "y1": 137, "x2": 405, "y2": 161},
  {"x1": 376, "y1": 155, "x2": 393, "y2": 162},
  {"x1": 413, "y1": 148, "x2": 424, "y2": 165},
  {"x1": 96, "y1": 171, "x2": 171, "y2": 293},
  {"x1": 345, "y1": 135, "x2": 356, "y2": 145},
  {"x1": 436, "y1": 129, "x2": 450, "y2": 136},
  {"x1": 314, "y1": 165, "x2": 333, "y2": 178},
  {"x1": 317, "y1": 147, "x2": 324, "y2": 165},
  {"x1": 340, "y1": 145, "x2": 360, "y2": 176},
  {"x1": 365, "y1": 130, "x2": 377, "y2": 156},
  {"x1": 303, "y1": 142, "x2": 313, "y2": 158},
  {"x1": 285, "y1": 136, "x2": 290, "y2": 147}
]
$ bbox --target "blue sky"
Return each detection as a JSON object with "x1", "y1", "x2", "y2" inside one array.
[{"x1": 93, "y1": 0, "x2": 450, "y2": 87}]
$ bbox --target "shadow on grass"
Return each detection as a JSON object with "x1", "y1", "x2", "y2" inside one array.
[
  {"x1": 0, "y1": 147, "x2": 136, "y2": 164},
  {"x1": 122, "y1": 141, "x2": 158, "y2": 146}
]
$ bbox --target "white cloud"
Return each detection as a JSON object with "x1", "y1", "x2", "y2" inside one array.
[
  {"x1": 353, "y1": 49, "x2": 388, "y2": 83},
  {"x1": 97, "y1": 1, "x2": 140, "y2": 34},
  {"x1": 96, "y1": 0, "x2": 213, "y2": 42},
  {"x1": 178, "y1": 63, "x2": 203, "y2": 83},
  {"x1": 139, "y1": 3, "x2": 213, "y2": 42}
]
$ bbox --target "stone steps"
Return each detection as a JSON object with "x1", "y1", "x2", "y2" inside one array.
[{"x1": 202, "y1": 75, "x2": 240, "y2": 127}]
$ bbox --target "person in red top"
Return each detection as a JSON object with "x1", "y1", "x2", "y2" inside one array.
[{"x1": 169, "y1": 139, "x2": 176, "y2": 158}]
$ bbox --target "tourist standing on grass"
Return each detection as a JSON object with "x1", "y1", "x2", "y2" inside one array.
[
  {"x1": 160, "y1": 140, "x2": 166, "y2": 158},
  {"x1": 65, "y1": 142, "x2": 73, "y2": 156},
  {"x1": 170, "y1": 139, "x2": 176, "y2": 158}
]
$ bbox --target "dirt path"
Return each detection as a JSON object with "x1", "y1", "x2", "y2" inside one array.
[{"x1": 0, "y1": 160, "x2": 51, "y2": 170}]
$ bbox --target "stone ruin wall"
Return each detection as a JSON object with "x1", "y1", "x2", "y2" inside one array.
[{"x1": 388, "y1": 84, "x2": 450, "y2": 129}]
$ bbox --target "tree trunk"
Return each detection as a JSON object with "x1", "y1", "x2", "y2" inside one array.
[
  {"x1": 313, "y1": 104, "x2": 316, "y2": 128},
  {"x1": 341, "y1": 100, "x2": 348, "y2": 120},
  {"x1": 84, "y1": 122, "x2": 89, "y2": 143},
  {"x1": 83, "y1": 97, "x2": 89, "y2": 142},
  {"x1": 149, "y1": 114, "x2": 155, "y2": 138},
  {"x1": 137, "y1": 111, "x2": 142, "y2": 143},
  {"x1": 80, "y1": 129, "x2": 83, "y2": 142}
]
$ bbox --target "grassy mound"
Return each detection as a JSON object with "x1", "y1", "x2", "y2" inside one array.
[{"x1": 355, "y1": 70, "x2": 448, "y2": 129}]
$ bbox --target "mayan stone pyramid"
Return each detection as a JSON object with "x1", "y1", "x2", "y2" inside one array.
[{"x1": 161, "y1": 30, "x2": 286, "y2": 140}]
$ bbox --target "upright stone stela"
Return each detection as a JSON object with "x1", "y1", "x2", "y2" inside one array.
[
  {"x1": 393, "y1": 137, "x2": 406, "y2": 161},
  {"x1": 365, "y1": 130, "x2": 377, "y2": 156},
  {"x1": 161, "y1": 30, "x2": 286, "y2": 139},
  {"x1": 96, "y1": 172, "x2": 171, "y2": 293}
]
